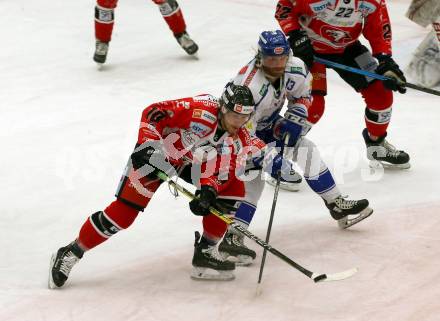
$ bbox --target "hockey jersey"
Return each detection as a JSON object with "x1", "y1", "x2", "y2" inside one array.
[
  {"x1": 276, "y1": 0, "x2": 392, "y2": 55},
  {"x1": 230, "y1": 53, "x2": 312, "y2": 135},
  {"x1": 138, "y1": 94, "x2": 266, "y2": 192}
]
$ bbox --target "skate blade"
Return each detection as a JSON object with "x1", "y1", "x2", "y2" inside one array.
[
  {"x1": 189, "y1": 52, "x2": 199, "y2": 59},
  {"x1": 48, "y1": 253, "x2": 57, "y2": 289},
  {"x1": 369, "y1": 160, "x2": 411, "y2": 170},
  {"x1": 266, "y1": 178, "x2": 301, "y2": 192},
  {"x1": 220, "y1": 253, "x2": 254, "y2": 266},
  {"x1": 190, "y1": 267, "x2": 235, "y2": 281},
  {"x1": 95, "y1": 63, "x2": 105, "y2": 71},
  {"x1": 338, "y1": 207, "x2": 374, "y2": 229}
]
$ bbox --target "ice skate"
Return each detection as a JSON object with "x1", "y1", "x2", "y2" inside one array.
[
  {"x1": 325, "y1": 195, "x2": 373, "y2": 229},
  {"x1": 191, "y1": 232, "x2": 235, "y2": 281},
  {"x1": 93, "y1": 40, "x2": 109, "y2": 66},
  {"x1": 48, "y1": 241, "x2": 84, "y2": 289},
  {"x1": 219, "y1": 231, "x2": 256, "y2": 266},
  {"x1": 175, "y1": 32, "x2": 199, "y2": 56},
  {"x1": 363, "y1": 129, "x2": 410, "y2": 169}
]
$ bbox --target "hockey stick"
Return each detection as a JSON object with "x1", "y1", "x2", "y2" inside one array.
[
  {"x1": 314, "y1": 56, "x2": 440, "y2": 97},
  {"x1": 257, "y1": 134, "x2": 290, "y2": 289},
  {"x1": 155, "y1": 170, "x2": 357, "y2": 283}
]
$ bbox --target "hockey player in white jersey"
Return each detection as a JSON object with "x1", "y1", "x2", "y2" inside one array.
[
  {"x1": 217, "y1": 30, "x2": 374, "y2": 265},
  {"x1": 406, "y1": 0, "x2": 440, "y2": 88}
]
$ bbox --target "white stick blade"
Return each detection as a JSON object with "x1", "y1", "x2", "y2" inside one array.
[{"x1": 313, "y1": 267, "x2": 358, "y2": 283}]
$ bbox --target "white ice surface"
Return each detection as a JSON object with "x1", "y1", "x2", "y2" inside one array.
[{"x1": 1, "y1": 0, "x2": 440, "y2": 320}]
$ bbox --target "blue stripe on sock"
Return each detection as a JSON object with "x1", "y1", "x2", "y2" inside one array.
[
  {"x1": 234, "y1": 202, "x2": 256, "y2": 225},
  {"x1": 305, "y1": 168, "x2": 336, "y2": 195}
]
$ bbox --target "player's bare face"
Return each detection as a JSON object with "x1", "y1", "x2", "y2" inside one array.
[
  {"x1": 222, "y1": 111, "x2": 250, "y2": 135},
  {"x1": 262, "y1": 55, "x2": 288, "y2": 78}
]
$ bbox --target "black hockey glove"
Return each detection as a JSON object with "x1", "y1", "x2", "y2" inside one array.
[
  {"x1": 288, "y1": 29, "x2": 315, "y2": 68},
  {"x1": 189, "y1": 185, "x2": 217, "y2": 216},
  {"x1": 130, "y1": 142, "x2": 175, "y2": 178},
  {"x1": 375, "y1": 55, "x2": 407, "y2": 94}
]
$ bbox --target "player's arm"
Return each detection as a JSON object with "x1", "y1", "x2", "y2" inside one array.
[
  {"x1": 362, "y1": 0, "x2": 392, "y2": 57},
  {"x1": 273, "y1": 64, "x2": 312, "y2": 147},
  {"x1": 275, "y1": 0, "x2": 302, "y2": 35},
  {"x1": 131, "y1": 99, "x2": 190, "y2": 175},
  {"x1": 363, "y1": 0, "x2": 407, "y2": 93},
  {"x1": 276, "y1": 0, "x2": 315, "y2": 68}
]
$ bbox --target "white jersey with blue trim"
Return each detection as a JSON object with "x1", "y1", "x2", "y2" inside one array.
[{"x1": 230, "y1": 53, "x2": 312, "y2": 135}]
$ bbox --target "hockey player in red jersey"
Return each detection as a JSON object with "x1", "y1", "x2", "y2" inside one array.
[
  {"x1": 93, "y1": 0, "x2": 198, "y2": 64},
  {"x1": 276, "y1": 0, "x2": 410, "y2": 169},
  {"x1": 48, "y1": 84, "x2": 296, "y2": 286}
]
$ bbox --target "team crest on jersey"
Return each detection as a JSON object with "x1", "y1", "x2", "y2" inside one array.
[{"x1": 322, "y1": 26, "x2": 352, "y2": 43}]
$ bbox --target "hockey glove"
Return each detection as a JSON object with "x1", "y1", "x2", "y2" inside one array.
[
  {"x1": 288, "y1": 30, "x2": 315, "y2": 68},
  {"x1": 189, "y1": 185, "x2": 217, "y2": 216},
  {"x1": 273, "y1": 105, "x2": 308, "y2": 147},
  {"x1": 375, "y1": 55, "x2": 407, "y2": 94},
  {"x1": 130, "y1": 141, "x2": 175, "y2": 178},
  {"x1": 268, "y1": 154, "x2": 298, "y2": 182}
]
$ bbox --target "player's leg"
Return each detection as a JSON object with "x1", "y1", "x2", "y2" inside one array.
[
  {"x1": 49, "y1": 154, "x2": 162, "y2": 288},
  {"x1": 217, "y1": 173, "x2": 264, "y2": 266},
  {"x1": 332, "y1": 42, "x2": 410, "y2": 168},
  {"x1": 93, "y1": 0, "x2": 118, "y2": 64},
  {"x1": 152, "y1": 0, "x2": 198, "y2": 55},
  {"x1": 191, "y1": 214, "x2": 235, "y2": 280},
  {"x1": 294, "y1": 137, "x2": 373, "y2": 228},
  {"x1": 307, "y1": 62, "x2": 327, "y2": 125},
  {"x1": 176, "y1": 166, "x2": 235, "y2": 280}
]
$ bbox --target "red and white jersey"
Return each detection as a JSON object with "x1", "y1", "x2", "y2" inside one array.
[
  {"x1": 231, "y1": 53, "x2": 312, "y2": 134},
  {"x1": 137, "y1": 94, "x2": 266, "y2": 193},
  {"x1": 276, "y1": 0, "x2": 392, "y2": 55}
]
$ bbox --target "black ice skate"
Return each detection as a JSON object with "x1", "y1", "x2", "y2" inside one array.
[
  {"x1": 175, "y1": 32, "x2": 199, "y2": 55},
  {"x1": 266, "y1": 164, "x2": 302, "y2": 192},
  {"x1": 48, "y1": 241, "x2": 84, "y2": 289},
  {"x1": 191, "y1": 231, "x2": 235, "y2": 281},
  {"x1": 219, "y1": 231, "x2": 256, "y2": 266},
  {"x1": 363, "y1": 129, "x2": 410, "y2": 169},
  {"x1": 93, "y1": 40, "x2": 109, "y2": 65},
  {"x1": 325, "y1": 195, "x2": 373, "y2": 229}
]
